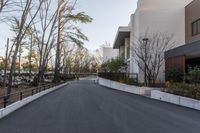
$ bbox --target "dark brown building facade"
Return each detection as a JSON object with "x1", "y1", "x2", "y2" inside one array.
[
  {"x1": 165, "y1": 0, "x2": 200, "y2": 81},
  {"x1": 185, "y1": 0, "x2": 200, "y2": 43}
]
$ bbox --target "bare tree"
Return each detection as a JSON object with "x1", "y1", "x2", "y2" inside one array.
[
  {"x1": 23, "y1": 26, "x2": 39, "y2": 78},
  {"x1": 61, "y1": 43, "x2": 75, "y2": 74},
  {"x1": 0, "y1": 0, "x2": 10, "y2": 13},
  {"x1": 54, "y1": 0, "x2": 68, "y2": 82},
  {"x1": 27, "y1": 27, "x2": 34, "y2": 78},
  {"x1": 132, "y1": 33, "x2": 175, "y2": 85},
  {"x1": 3, "y1": 38, "x2": 9, "y2": 92},
  {"x1": 54, "y1": 0, "x2": 93, "y2": 82},
  {"x1": 7, "y1": 0, "x2": 44, "y2": 96},
  {"x1": 35, "y1": 0, "x2": 58, "y2": 85},
  {"x1": 60, "y1": 44, "x2": 100, "y2": 74}
]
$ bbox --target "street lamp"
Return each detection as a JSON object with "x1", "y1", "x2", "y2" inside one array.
[{"x1": 143, "y1": 38, "x2": 149, "y2": 86}]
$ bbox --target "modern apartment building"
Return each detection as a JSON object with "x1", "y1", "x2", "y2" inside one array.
[
  {"x1": 185, "y1": 0, "x2": 200, "y2": 43},
  {"x1": 113, "y1": 26, "x2": 133, "y2": 73},
  {"x1": 113, "y1": 0, "x2": 192, "y2": 83},
  {"x1": 165, "y1": 0, "x2": 200, "y2": 79}
]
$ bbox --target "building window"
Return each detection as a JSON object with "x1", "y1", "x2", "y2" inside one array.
[
  {"x1": 192, "y1": 19, "x2": 200, "y2": 36},
  {"x1": 198, "y1": 21, "x2": 200, "y2": 33}
]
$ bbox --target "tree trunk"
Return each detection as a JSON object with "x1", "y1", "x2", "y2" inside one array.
[
  {"x1": 3, "y1": 38, "x2": 9, "y2": 94},
  {"x1": 18, "y1": 43, "x2": 22, "y2": 75},
  {"x1": 7, "y1": 41, "x2": 20, "y2": 96},
  {"x1": 7, "y1": 0, "x2": 31, "y2": 96},
  {"x1": 54, "y1": 2, "x2": 62, "y2": 83},
  {"x1": 29, "y1": 34, "x2": 33, "y2": 79}
]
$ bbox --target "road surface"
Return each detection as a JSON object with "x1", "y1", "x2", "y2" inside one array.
[{"x1": 0, "y1": 80, "x2": 200, "y2": 133}]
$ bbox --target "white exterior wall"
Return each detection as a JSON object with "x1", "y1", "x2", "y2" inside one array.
[
  {"x1": 103, "y1": 47, "x2": 119, "y2": 62},
  {"x1": 129, "y1": 0, "x2": 193, "y2": 82},
  {"x1": 124, "y1": 38, "x2": 130, "y2": 60},
  {"x1": 124, "y1": 38, "x2": 132, "y2": 73},
  {"x1": 137, "y1": 0, "x2": 192, "y2": 44},
  {"x1": 129, "y1": 14, "x2": 140, "y2": 74},
  {"x1": 119, "y1": 45, "x2": 125, "y2": 59}
]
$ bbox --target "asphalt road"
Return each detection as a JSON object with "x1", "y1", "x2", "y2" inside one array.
[{"x1": 0, "y1": 80, "x2": 200, "y2": 133}]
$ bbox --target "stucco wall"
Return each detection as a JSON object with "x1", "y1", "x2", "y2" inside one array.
[
  {"x1": 185, "y1": 0, "x2": 200, "y2": 43},
  {"x1": 130, "y1": 0, "x2": 192, "y2": 82},
  {"x1": 129, "y1": 14, "x2": 139, "y2": 74}
]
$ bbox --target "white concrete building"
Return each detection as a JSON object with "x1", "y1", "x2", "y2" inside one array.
[
  {"x1": 113, "y1": 0, "x2": 193, "y2": 83},
  {"x1": 102, "y1": 47, "x2": 119, "y2": 62}
]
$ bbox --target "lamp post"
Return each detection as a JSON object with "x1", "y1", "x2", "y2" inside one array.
[{"x1": 143, "y1": 38, "x2": 149, "y2": 86}]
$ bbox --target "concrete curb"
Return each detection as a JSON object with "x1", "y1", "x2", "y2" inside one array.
[
  {"x1": 0, "y1": 82, "x2": 68, "y2": 119},
  {"x1": 98, "y1": 77, "x2": 153, "y2": 95},
  {"x1": 151, "y1": 90, "x2": 200, "y2": 111},
  {"x1": 98, "y1": 77, "x2": 200, "y2": 111}
]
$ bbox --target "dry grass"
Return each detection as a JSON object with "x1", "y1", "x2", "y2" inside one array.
[{"x1": 0, "y1": 85, "x2": 37, "y2": 108}]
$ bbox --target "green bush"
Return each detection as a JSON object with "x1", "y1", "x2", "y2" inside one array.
[
  {"x1": 166, "y1": 82, "x2": 200, "y2": 100},
  {"x1": 166, "y1": 68, "x2": 183, "y2": 82},
  {"x1": 187, "y1": 66, "x2": 200, "y2": 84},
  {"x1": 165, "y1": 66, "x2": 200, "y2": 100},
  {"x1": 100, "y1": 58, "x2": 127, "y2": 72},
  {"x1": 0, "y1": 63, "x2": 5, "y2": 71},
  {"x1": 126, "y1": 78, "x2": 138, "y2": 85}
]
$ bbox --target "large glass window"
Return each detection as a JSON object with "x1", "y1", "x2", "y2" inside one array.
[{"x1": 192, "y1": 19, "x2": 200, "y2": 36}]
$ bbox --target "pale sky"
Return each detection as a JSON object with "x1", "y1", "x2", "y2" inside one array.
[
  {"x1": 0, "y1": 0, "x2": 138, "y2": 56},
  {"x1": 76, "y1": 0, "x2": 137, "y2": 51}
]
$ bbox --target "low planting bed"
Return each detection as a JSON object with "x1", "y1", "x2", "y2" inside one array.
[
  {"x1": 98, "y1": 72, "x2": 139, "y2": 86},
  {"x1": 165, "y1": 82, "x2": 200, "y2": 100}
]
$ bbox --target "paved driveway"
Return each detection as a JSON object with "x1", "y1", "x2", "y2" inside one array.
[{"x1": 0, "y1": 80, "x2": 200, "y2": 133}]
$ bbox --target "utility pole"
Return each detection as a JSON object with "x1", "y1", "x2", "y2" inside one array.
[
  {"x1": 3, "y1": 38, "x2": 9, "y2": 93},
  {"x1": 143, "y1": 38, "x2": 149, "y2": 86}
]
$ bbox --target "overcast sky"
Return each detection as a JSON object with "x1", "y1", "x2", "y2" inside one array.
[{"x1": 0, "y1": 0, "x2": 138, "y2": 56}]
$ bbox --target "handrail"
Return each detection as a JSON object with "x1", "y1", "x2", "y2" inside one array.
[{"x1": 0, "y1": 82, "x2": 64, "y2": 109}]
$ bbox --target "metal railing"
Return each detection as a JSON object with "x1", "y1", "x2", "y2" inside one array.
[
  {"x1": 0, "y1": 82, "x2": 64, "y2": 109},
  {"x1": 98, "y1": 72, "x2": 138, "y2": 85}
]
